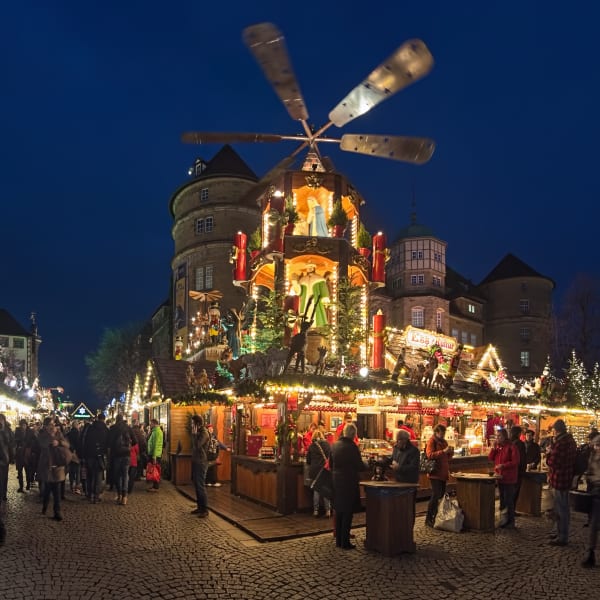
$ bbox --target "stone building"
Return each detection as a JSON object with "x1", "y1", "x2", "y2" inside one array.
[
  {"x1": 0, "y1": 309, "x2": 41, "y2": 387},
  {"x1": 168, "y1": 146, "x2": 261, "y2": 357},
  {"x1": 372, "y1": 211, "x2": 554, "y2": 379}
]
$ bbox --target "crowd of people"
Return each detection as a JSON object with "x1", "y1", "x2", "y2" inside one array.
[{"x1": 0, "y1": 411, "x2": 176, "y2": 544}]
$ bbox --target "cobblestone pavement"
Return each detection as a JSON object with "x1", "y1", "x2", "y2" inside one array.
[{"x1": 0, "y1": 473, "x2": 598, "y2": 600}]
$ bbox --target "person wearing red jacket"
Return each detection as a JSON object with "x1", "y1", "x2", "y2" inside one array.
[
  {"x1": 489, "y1": 428, "x2": 520, "y2": 529},
  {"x1": 425, "y1": 424, "x2": 454, "y2": 527}
]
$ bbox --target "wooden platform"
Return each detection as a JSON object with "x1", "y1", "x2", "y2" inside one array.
[
  {"x1": 173, "y1": 482, "x2": 439, "y2": 543},
  {"x1": 176, "y1": 482, "x2": 366, "y2": 542}
]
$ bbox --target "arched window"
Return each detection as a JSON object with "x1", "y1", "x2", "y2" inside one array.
[{"x1": 411, "y1": 307, "x2": 424, "y2": 328}]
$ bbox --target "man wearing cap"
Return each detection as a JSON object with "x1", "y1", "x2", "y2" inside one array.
[{"x1": 545, "y1": 419, "x2": 577, "y2": 546}]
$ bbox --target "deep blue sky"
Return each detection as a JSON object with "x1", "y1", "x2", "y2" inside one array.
[{"x1": 2, "y1": 2, "x2": 598, "y2": 408}]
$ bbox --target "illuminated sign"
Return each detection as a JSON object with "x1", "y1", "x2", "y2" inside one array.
[
  {"x1": 404, "y1": 326, "x2": 457, "y2": 353},
  {"x1": 71, "y1": 402, "x2": 94, "y2": 419}
]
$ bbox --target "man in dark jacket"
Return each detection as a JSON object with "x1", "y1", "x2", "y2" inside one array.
[
  {"x1": 391, "y1": 429, "x2": 420, "y2": 528},
  {"x1": 546, "y1": 419, "x2": 577, "y2": 546},
  {"x1": 524, "y1": 429, "x2": 541, "y2": 469},
  {"x1": 330, "y1": 422, "x2": 368, "y2": 550},
  {"x1": 107, "y1": 414, "x2": 135, "y2": 505},
  {"x1": 82, "y1": 414, "x2": 109, "y2": 503},
  {"x1": 190, "y1": 415, "x2": 210, "y2": 518},
  {"x1": 0, "y1": 414, "x2": 15, "y2": 544}
]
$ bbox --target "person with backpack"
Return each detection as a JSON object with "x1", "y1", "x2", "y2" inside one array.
[
  {"x1": 205, "y1": 423, "x2": 227, "y2": 487},
  {"x1": 108, "y1": 414, "x2": 135, "y2": 505}
]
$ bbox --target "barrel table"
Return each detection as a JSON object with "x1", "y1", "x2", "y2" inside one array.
[
  {"x1": 452, "y1": 472, "x2": 499, "y2": 532},
  {"x1": 362, "y1": 481, "x2": 417, "y2": 556}
]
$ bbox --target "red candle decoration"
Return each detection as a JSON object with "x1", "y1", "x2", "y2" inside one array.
[
  {"x1": 234, "y1": 232, "x2": 247, "y2": 281},
  {"x1": 372, "y1": 309, "x2": 385, "y2": 369},
  {"x1": 372, "y1": 232, "x2": 387, "y2": 283}
]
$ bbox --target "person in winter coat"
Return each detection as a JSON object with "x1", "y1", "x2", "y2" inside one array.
[
  {"x1": 14, "y1": 419, "x2": 34, "y2": 493},
  {"x1": 205, "y1": 423, "x2": 227, "y2": 487},
  {"x1": 330, "y1": 423, "x2": 368, "y2": 549},
  {"x1": 82, "y1": 414, "x2": 109, "y2": 503},
  {"x1": 489, "y1": 428, "x2": 520, "y2": 528},
  {"x1": 306, "y1": 429, "x2": 332, "y2": 517},
  {"x1": 545, "y1": 419, "x2": 577, "y2": 546},
  {"x1": 509, "y1": 425, "x2": 527, "y2": 508},
  {"x1": 0, "y1": 413, "x2": 15, "y2": 544},
  {"x1": 425, "y1": 424, "x2": 453, "y2": 527},
  {"x1": 524, "y1": 429, "x2": 542, "y2": 470},
  {"x1": 107, "y1": 414, "x2": 135, "y2": 505},
  {"x1": 582, "y1": 434, "x2": 600, "y2": 567},
  {"x1": 190, "y1": 415, "x2": 210, "y2": 517},
  {"x1": 146, "y1": 419, "x2": 164, "y2": 492},
  {"x1": 37, "y1": 416, "x2": 70, "y2": 521},
  {"x1": 0, "y1": 414, "x2": 15, "y2": 503}
]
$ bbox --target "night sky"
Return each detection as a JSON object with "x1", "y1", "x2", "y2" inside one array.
[{"x1": 2, "y1": 2, "x2": 598, "y2": 409}]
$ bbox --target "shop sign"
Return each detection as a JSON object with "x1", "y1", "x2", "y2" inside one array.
[
  {"x1": 405, "y1": 326, "x2": 457, "y2": 353},
  {"x1": 71, "y1": 403, "x2": 94, "y2": 420}
]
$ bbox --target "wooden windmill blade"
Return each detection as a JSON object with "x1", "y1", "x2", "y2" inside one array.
[
  {"x1": 243, "y1": 22, "x2": 309, "y2": 123},
  {"x1": 340, "y1": 134, "x2": 435, "y2": 164},
  {"x1": 181, "y1": 132, "x2": 285, "y2": 145},
  {"x1": 328, "y1": 39, "x2": 434, "y2": 128}
]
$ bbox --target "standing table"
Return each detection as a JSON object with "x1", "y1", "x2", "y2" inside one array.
[
  {"x1": 516, "y1": 470, "x2": 547, "y2": 516},
  {"x1": 452, "y1": 473, "x2": 499, "y2": 532},
  {"x1": 362, "y1": 481, "x2": 417, "y2": 556}
]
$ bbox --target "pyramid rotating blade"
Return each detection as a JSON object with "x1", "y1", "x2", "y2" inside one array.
[
  {"x1": 340, "y1": 134, "x2": 435, "y2": 164},
  {"x1": 181, "y1": 132, "x2": 284, "y2": 145},
  {"x1": 243, "y1": 22, "x2": 309, "y2": 122},
  {"x1": 329, "y1": 40, "x2": 434, "y2": 128}
]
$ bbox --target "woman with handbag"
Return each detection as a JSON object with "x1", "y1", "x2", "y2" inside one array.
[
  {"x1": 37, "y1": 417, "x2": 71, "y2": 521},
  {"x1": 306, "y1": 430, "x2": 331, "y2": 517},
  {"x1": 425, "y1": 424, "x2": 453, "y2": 527}
]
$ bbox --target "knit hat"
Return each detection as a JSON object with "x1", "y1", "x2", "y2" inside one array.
[{"x1": 552, "y1": 419, "x2": 567, "y2": 433}]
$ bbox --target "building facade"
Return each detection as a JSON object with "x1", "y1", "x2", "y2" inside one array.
[{"x1": 0, "y1": 309, "x2": 41, "y2": 388}]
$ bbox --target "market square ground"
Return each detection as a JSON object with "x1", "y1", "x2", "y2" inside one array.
[{"x1": 0, "y1": 475, "x2": 598, "y2": 600}]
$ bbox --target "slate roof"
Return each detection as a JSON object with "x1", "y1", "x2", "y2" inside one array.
[
  {"x1": 445, "y1": 266, "x2": 485, "y2": 302},
  {"x1": 479, "y1": 253, "x2": 553, "y2": 286},
  {"x1": 0, "y1": 309, "x2": 31, "y2": 337},
  {"x1": 196, "y1": 145, "x2": 258, "y2": 181}
]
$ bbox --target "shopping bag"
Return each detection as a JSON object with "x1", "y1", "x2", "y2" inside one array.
[
  {"x1": 434, "y1": 493, "x2": 464, "y2": 532},
  {"x1": 310, "y1": 466, "x2": 334, "y2": 499},
  {"x1": 146, "y1": 461, "x2": 161, "y2": 483}
]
